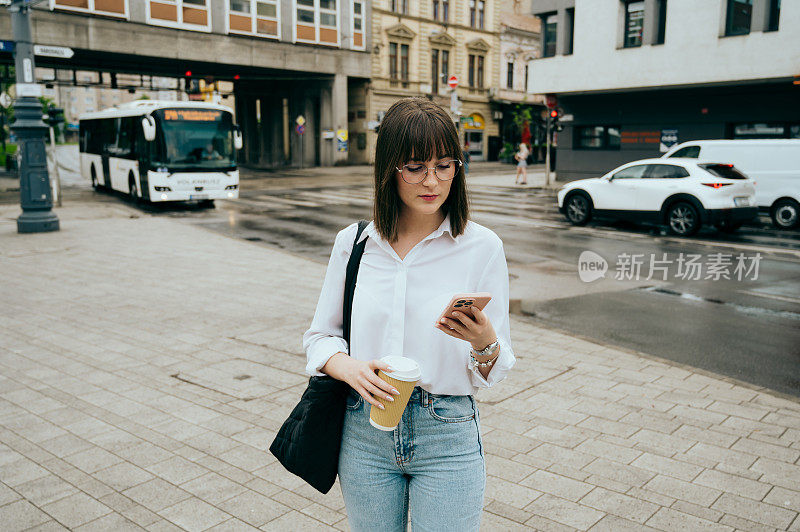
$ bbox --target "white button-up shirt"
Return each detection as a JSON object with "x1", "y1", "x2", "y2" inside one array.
[{"x1": 303, "y1": 215, "x2": 516, "y2": 396}]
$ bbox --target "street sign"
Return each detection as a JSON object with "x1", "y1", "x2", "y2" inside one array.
[
  {"x1": 34, "y1": 45, "x2": 74, "y2": 59},
  {"x1": 447, "y1": 75, "x2": 458, "y2": 90},
  {"x1": 296, "y1": 115, "x2": 305, "y2": 126},
  {"x1": 296, "y1": 124, "x2": 305, "y2": 135},
  {"x1": 0, "y1": 40, "x2": 15, "y2": 52},
  {"x1": 545, "y1": 94, "x2": 558, "y2": 109}
]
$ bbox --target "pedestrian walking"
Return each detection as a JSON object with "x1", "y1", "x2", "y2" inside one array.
[
  {"x1": 303, "y1": 97, "x2": 516, "y2": 531},
  {"x1": 514, "y1": 142, "x2": 529, "y2": 185},
  {"x1": 463, "y1": 141, "x2": 471, "y2": 175}
]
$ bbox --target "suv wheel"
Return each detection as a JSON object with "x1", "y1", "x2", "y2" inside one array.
[
  {"x1": 666, "y1": 201, "x2": 700, "y2": 236},
  {"x1": 771, "y1": 199, "x2": 799, "y2": 229},
  {"x1": 564, "y1": 193, "x2": 592, "y2": 226}
]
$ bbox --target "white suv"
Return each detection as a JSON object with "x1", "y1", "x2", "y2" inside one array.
[{"x1": 557, "y1": 158, "x2": 757, "y2": 236}]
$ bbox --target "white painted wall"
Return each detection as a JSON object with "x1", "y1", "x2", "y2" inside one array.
[{"x1": 527, "y1": 0, "x2": 800, "y2": 94}]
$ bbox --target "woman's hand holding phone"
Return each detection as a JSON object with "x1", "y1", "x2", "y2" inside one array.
[
  {"x1": 436, "y1": 305, "x2": 497, "y2": 351},
  {"x1": 321, "y1": 354, "x2": 400, "y2": 410}
]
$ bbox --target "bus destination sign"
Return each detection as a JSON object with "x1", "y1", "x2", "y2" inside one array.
[{"x1": 164, "y1": 109, "x2": 222, "y2": 122}]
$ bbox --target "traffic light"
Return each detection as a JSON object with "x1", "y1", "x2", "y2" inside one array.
[
  {"x1": 45, "y1": 106, "x2": 64, "y2": 128},
  {"x1": 184, "y1": 70, "x2": 200, "y2": 95},
  {"x1": 549, "y1": 108, "x2": 564, "y2": 132}
]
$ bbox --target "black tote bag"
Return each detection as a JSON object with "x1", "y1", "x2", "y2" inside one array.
[{"x1": 269, "y1": 220, "x2": 368, "y2": 494}]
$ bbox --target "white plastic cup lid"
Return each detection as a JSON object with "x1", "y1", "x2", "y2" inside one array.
[{"x1": 380, "y1": 356, "x2": 421, "y2": 381}]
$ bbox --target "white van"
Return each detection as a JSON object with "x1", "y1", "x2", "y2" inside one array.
[{"x1": 662, "y1": 140, "x2": 800, "y2": 229}]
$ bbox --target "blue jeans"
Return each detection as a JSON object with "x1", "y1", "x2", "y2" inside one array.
[{"x1": 338, "y1": 387, "x2": 485, "y2": 531}]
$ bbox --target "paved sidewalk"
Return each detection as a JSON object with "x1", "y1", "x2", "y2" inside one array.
[{"x1": 1, "y1": 200, "x2": 799, "y2": 531}]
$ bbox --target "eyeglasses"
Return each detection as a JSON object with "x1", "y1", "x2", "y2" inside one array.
[{"x1": 396, "y1": 159, "x2": 462, "y2": 184}]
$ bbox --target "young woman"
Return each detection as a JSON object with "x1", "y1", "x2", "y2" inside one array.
[
  {"x1": 303, "y1": 98, "x2": 516, "y2": 531},
  {"x1": 514, "y1": 142, "x2": 529, "y2": 185}
]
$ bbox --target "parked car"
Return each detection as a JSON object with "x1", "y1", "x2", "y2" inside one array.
[
  {"x1": 557, "y1": 158, "x2": 757, "y2": 236},
  {"x1": 663, "y1": 139, "x2": 800, "y2": 229}
]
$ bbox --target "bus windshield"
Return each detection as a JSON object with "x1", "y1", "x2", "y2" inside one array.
[{"x1": 153, "y1": 108, "x2": 235, "y2": 170}]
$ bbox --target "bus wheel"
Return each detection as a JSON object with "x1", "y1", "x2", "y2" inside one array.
[
  {"x1": 128, "y1": 177, "x2": 140, "y2": 205},
  {"x1": 199, "y1": 199, "x2": 215, "y2": 209},
  {"x1": 90, "y1": 165, "x2": 99, "y2": 190}
]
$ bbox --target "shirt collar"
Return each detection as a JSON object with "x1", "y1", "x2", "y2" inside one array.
[{"x1": 359, "y1": 214, "x2": 458, "y2": 244}]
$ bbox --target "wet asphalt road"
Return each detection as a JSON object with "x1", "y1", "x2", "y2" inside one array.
[{"x1": 10, "y1": 174, "x2": 799, "y2": 397}]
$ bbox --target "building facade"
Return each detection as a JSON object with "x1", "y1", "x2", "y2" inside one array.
[
  {"x1": 527, "y1": 0, "x2": 800, "y2": 181},
  {"x1": 5, "y1": 0, "x2": 374, "y2": 168},
  {"x1": 365, "y1": 0, "x2": 502, "y2": 163},
  {"x1": 495, "y1": 2, "x2": 546, "y2": 162}
]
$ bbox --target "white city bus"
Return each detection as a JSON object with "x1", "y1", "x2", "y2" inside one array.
[{"x1": 79, "y1": 100, "x2": 242, "y2": 204}]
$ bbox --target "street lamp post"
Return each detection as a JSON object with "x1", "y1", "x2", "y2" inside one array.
[{"x1": 9, "y1": 0, "x2": 59, "y2": 233}]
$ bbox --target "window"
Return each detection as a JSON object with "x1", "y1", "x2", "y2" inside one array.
[
  {"x1": 390, "y1": 42, "x2": 409, "y2": 87},
  {"x1": 477, "y1": 56, "x2": 484, "y2": 88},
  {"x1": 352, "y1": 1, "x2": 364, "y2": 48},
  {"x1": 725, "y1": 0, "x2": 752, "y2": 36},
  {"x1": 468, "y1": 54, "x2": 475, "y2": 87},
  {"x1": 432, "y1": 49, "x2": 439, "y2": 92},
  {"x1": 148, "y1": 0, "x2": 210, "y2": 29},
  {"x1": 228, "y1": 1, "x2": 280, "y2": 38},
  {"x1": 295, "y1": 0, "x2": 338, "y2": 45},
  {"x1": 431, "y1": 47, "x2": 452, "y2": 95},
  {"x1": 400, "y1": 44, "x2": 409, "y2": 86},
  {"x1": 646, "y1": 164, "x2": 689, "y2": 179},
  {"x1": 767, "y1": 0, "x2": 780, "y2": 31},
  {"x1": 468, "y1": 0, "x2": 485, "y2": 28},
  {"x1": 566, "y1": 8, "x2": 574, "y2": 54},
  {"x1": 575, "y1": 126, "x2": 621, "y2": 150},
  {"x1": 524, "y1": 64, "x2": 528, "y2": 91},
  {"x1": 542, "y1": 14, "x2": 557, "y2": 57},
  {"x1": 433, "y1": 0, "x2": 439, "y2": 20},
  {"x1": 389, "y1": 42, "x2": 398, "y2": 80},
  {"x1": 624, "y1": 1, "x2": 645, "y2": 48},
  {"x1": 507, "y1": 62, "x2": 514, "y2": 89},
  {"x1": 53, "y1": 0, "x2": 126, "y2": 17},
  {"x1": 297, "y1": 0, "x2": 314, "y2": 23},
  {"x1": 432, "y1": 0, "x2": 451, "y2": 21},
  {"x1": 669, "y1": 145, "x2": 700, "y2": 158},
  {"x1": 612, "y1": 164, "x2": 648, "y2": 179},
  {"x1": 391, "y1": 0, "x2": 408, "y2": 14},
  {"x1": 655, "y1": 0, "x2": 667, "y2": 44},
  {"x1": 699, "y1": 164, "x2": 748, "y2": 180},
  {"x1": 443, "y1": 1, "x2": 449, "y2": 21}
]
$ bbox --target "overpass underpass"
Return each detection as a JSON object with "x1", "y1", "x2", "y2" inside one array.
[{"x1": 0, "y1": 7, "x2": 370, "y2": 168}]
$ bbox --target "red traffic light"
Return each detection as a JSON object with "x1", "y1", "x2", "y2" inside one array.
[
  {"x1": 234, "y1": 74, "x2": 240, "y2": 80},
  {"x1": 185, "y1": 70, "x2": 192, "y2": 77},
  {"x1": 549, "y1": 109, "x2": 558, "y2": 118}
]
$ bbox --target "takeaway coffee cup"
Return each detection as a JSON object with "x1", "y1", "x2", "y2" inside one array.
[{"x1": 369, "y1": 356, "x2": 421, "y2": 431}]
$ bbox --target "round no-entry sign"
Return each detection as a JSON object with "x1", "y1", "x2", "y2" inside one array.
[{"x1": 447, "y1": 75, "x2": 458, "y2": 90}]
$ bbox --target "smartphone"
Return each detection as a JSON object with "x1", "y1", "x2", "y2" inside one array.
[{"x1": 437, "y1": 292, "x2": 492, "y2": 324}]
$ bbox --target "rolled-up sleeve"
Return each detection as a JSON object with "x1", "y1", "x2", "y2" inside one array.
[
  {"x1": 468, "y1": 242, "x2": 516, "y2": 388},
  {"x1": 302, "y1": 224, "x2": 356, "y2": 376}
]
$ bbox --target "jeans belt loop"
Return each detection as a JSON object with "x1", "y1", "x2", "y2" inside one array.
[{"x1": 420, "y1": 387, "x2": 428, "y2": 407}]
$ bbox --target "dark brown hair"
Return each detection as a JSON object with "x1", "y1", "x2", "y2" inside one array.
[{"x1": 373, "y1": 98, "x2": 469, "y2": 242}]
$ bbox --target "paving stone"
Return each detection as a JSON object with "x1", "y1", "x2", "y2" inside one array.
[
  {"x1": 41, "y1": 491, "x2": 113, "y2": 529},
  {"x1": 92, "y1": 461, "x2": 155, "y2": 492},
  {"x1": 582, "y1": 457, "x2": 654, "y2": 488},
  {"x1": 645, "y1": 507, "x2": 733, "y2": 532},
  {"x1": 158, "y1": 496, "x2": 231, "y2": 532},
  {"x1": 122, "y1": 478, "x2": 192, "y2": 512},
  {"x1": 521, "y1": 469, "x2": 594, "y2": 501},
  {"x1": 694, "y1": 468, "x2": 772, "y2": 500},
  {"x1": 718, "y1": 513, "x2": 779, "y2": 532},
  {"x1": 73, "y1": 511, "x2": 144, "y2": 531},
  {"x1": 580, "y1": 486, "x2": 658, "y2": 523},
  {"x1": 524, "y1": 493, "x2": 605, "y2": 530},
  {"x1": 644, "y1": 474, "x2": 722, "y2": 507},
  {"x1": 217, "y1": 490, "x2": 291, "y2": 527},
  {"x1": 711, "y1": 492, "x2": 798, "y2": 530},
  {"x1": 484, "y1": 499, "x2": 534, "y2": 524},
  {"x1": 15, "y1": 473, "x2": 79, "y2": 506},
  {"x1": 670, "y1": 499, "x2": 724, "y2": 523},
  {"x1": 0, "y1": 499, "x2": 52, "y2": 530},
  {"x1": 763, "y1": 485, "x2": 800, "y2": 511},
  {"x1": 147, "y1": 455, "x2": 208, "y2": 485},
  {"x1": 574, "y1": 438, "x2": 641, "y2": 464},
  {"x1": 485, "y1": 454, "x2": 536, "y2": 483},
  {"x1": 630, "y1": 452, "x2": 704, "y2": 482},
  {"x1": 685, "y1": 442, "x2": 758, "y2": 469},
  {"x1": 588, "y1": 514, "x2": 659, "y2": 531}
]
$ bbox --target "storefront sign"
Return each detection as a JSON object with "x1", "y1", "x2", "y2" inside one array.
[
  {"x1": 336, "y1": 129, "x2": 348, "y2": 152},
  {"x1": 620, "y1": 131, "x2": 660, "y2": 144},
  {"x1": 660, "y1": 129, "x2": 679, "y2": 152},
  {"x1": 461, "y1": 113, "x2": 485, "y2": 130}
]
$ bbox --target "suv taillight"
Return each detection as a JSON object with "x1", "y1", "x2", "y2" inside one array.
[{"x1": 701, "y1": 183, "x2": 732, "y2": 189}]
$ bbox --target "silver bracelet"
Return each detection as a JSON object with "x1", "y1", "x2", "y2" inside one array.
[
  {"x1": 470, "y1": 353, "x2": 498, "y2": 367},
  {"x1": 470, "y1": 340, "x2": 500, "y2": 367}
]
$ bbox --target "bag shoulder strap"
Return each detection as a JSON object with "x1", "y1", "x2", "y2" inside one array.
[{"x1": 342, "y1": 220, "x2": 369, "y2": 346}]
